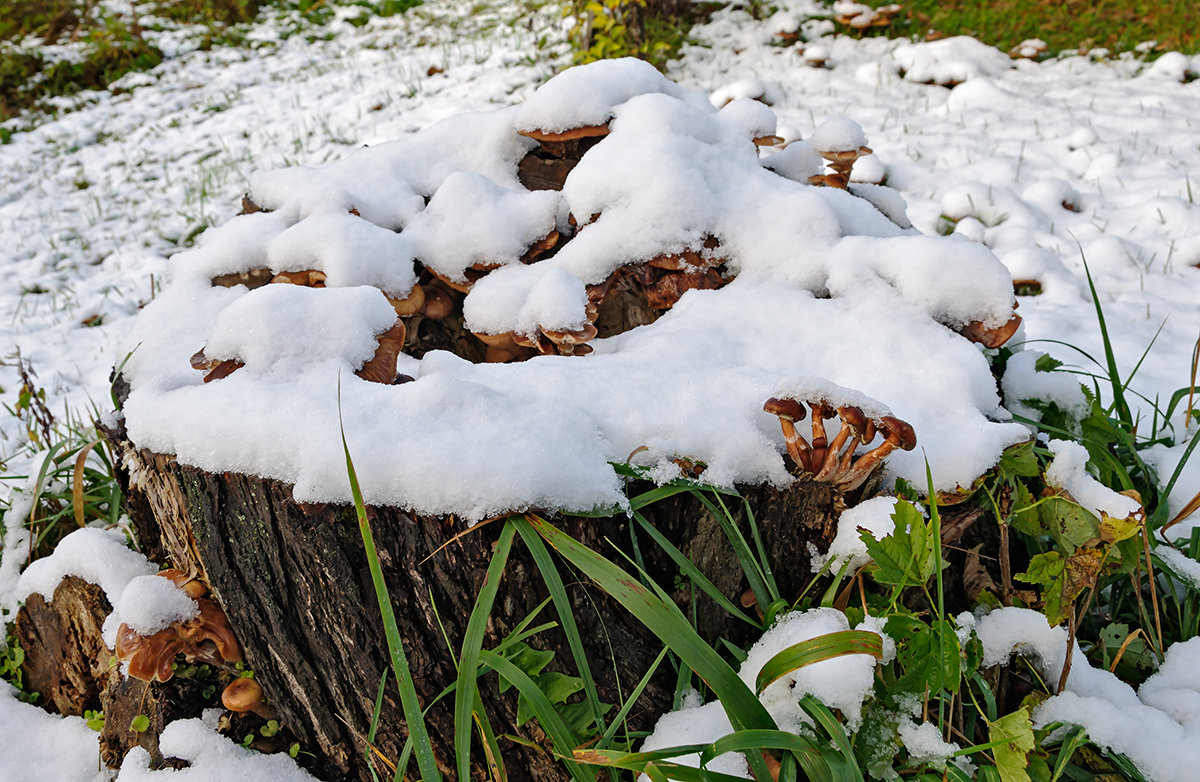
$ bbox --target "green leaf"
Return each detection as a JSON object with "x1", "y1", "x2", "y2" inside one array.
[
  {"x1": 990, "y1": 707, "x2": 1035, "y2": 782},
  {"x1": 1015, "y1": 549, "x2": 1102, "y2": 626},
  {"x1": 130, "y1": 714, "x2": 150, "y2": 733},
  {"x1": 861, "y1": 500, "x2": 938, "y2": 589},
  {"x1": 1034, "y1": 354, "x2": 1065, "y2": 373},
  {"x1": 998, "y1": 441, "x2": 1041, "y2": 480},
  {"x1": 754, "y1": 631, "x2": 883, "y2": 694},
  {"x1": 497, "y1": 642, "x2": 555, "y2": 693},
  {"x1": 888, "y1": 617, "x2": 961, "y2": 696}
]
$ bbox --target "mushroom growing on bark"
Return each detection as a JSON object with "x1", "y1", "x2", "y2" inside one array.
[
  {"x1": 114, "y1": 572, "x2": 242, "y2": 684},
  {"x1": 763, "y1": 396, "x2": 916, "y2": 491}
]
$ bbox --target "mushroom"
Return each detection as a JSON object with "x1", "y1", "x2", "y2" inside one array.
[
  {"x1": 158, "y1": 568, "x2": 208, "y2": 599},
  {"x1": 838, "y1": 415, "x2": 917, "y2": 490},
  {"x1": 763, "y1": 397, "x2": 811, "y2": 470},
  {"x1": 386, "y1": 284, "x2": 426, "y2": 317},
  {"x1": 958, "y1": 311, "x2": 1022, "y2": 349},
  {"x1": 211, "y1": 268, "x2": 273, "y2": 290},
  {"x1": 270, "y1": 269, "x2": 327, "y2": 287},
  {"x1": 221, "y1": 676, "x2": 278, "y2": 720},
  {"x1": 355, "y1": 320, "x2": 407, "y2": 384},
  {"x1": 419, "y1": 280, "x2": 455, "y2": 320},
  {"x1": 809, "y1": 145, "x2": 873, "y2": 189},
  {"x1": 115, "y1": 587, "x2": 243, "y2": 684},
  {"x1": 517, "y1": 123, "x2": 610, "y2": 160},
  {"x1": 189, "y1": 348, "x2": 244, "y2": 383}
]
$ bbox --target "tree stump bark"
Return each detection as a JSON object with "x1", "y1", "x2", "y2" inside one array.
[{"x1": 100, "y1": 410, "x2": 841, "y2": 781}]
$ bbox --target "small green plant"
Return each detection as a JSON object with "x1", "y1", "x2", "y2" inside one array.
[
  {"x1": 130, "y1": 714, "x2": 151, "y2": 733},
  {"x1": 566, "y1": 0, "x2": 700, "y2": 71},
  {"x1": 84, "y1": 709, "x2": 105, "y2": 731}
]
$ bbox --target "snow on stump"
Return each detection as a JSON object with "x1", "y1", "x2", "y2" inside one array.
[{"x1": 89, "y1": 58, "x2": 1028, "y2": 780}]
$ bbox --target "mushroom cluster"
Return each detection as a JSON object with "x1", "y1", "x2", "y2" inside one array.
[
  {"x1": 833, "y1": 1, "x2": 904, "y2": 30},
  {"x1": 114, "y1": 569, "x2": 241, "y2": 682},
  {"x1": 762, "y1": 395, "x2": 916, "y2": 492},
  {"x1": 113, "y1": 569, "x2": 268, "y2": 718}
]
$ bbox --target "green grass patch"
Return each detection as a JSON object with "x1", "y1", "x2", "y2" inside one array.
[{"x1": 895, "y1": 0, "x2": 1200, "y2": 57}]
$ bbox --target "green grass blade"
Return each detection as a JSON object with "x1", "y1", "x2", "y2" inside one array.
[
  {"x1": 691, "y1": 489, "x2": 774, "y2": 610},
  {"x1": 798, "y1": 695, "x2": 863, "y2": 779},
  {"x1": 754, "y1": 631, "x2": 883, "y2": 694},
  {"x1": 455, "y1": 521, "x2": 517, "y2": 781},
  {"x1": 597, "y1": 646, "x2": 669, "y2": 749},
  {"x1": 340, "y1": 410, "x2": 443, "y2": 782},
  {"x1": 1081, "y1": 257, "x2": 1132, "y2": 427},
  {"x1": 631, "y1": 510, "x2": 758, "y2": 627},
  {"x1": 523, "y1": 514, "x2": 776, "y2": 780},
  {"x1": 366, "y1": 669, "x2": 388, "y2": 779},
  {"x1": 478, "y1": 649, "x2": 590, "y2": 780},
  {"x1": 512, "y1": 518, "x2": 610, "y2": 741},
  {"x1": 702, "y1": 728, "x2": 830, "y2": 779}
]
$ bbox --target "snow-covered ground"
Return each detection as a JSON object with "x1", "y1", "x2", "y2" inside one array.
[{"x1": 2, "y1": 0, "x2": 1200, "y2": 778}]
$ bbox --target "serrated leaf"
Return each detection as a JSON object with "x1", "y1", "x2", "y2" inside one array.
[
  {"x1": 1034, "y1": 354, "x2": 1065, "y2": 373},
  {"x1": 990, "y1": 707, "x2": 1035, "y2": 782},
  {"x1": 1016, "y1": 551, "x2": 1068, "y2": 625},
  {"x1": 890, "y1": 618, "x2": 961, "y2": 696},
  {"x1": 861, "y1": 500, "x2": 937, "y2": 588}
]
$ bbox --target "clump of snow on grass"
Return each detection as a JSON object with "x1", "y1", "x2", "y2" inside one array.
[
  {"x1": 1156, "y1": 547, "x2": 1200, "y2": 591},
  {"x1": 892, "y1": 37, "x2": 1014, "y2": 85},
  {"x1": 741, "y1": 608, "x2": 880, "y2": 730},
  {"x1": 0, "y1": 681, "x2": 109, "y2": 782},
  {"x1": 1000, "y1": 350, "x2": 1089, "y2": 425},
  {"x1": 640, "y1": 608, "x2": 886, "y2": 776},
  {"x1": 897, "y1": 718, "x2": 961, "y2": 766},
  {"x1": 117, "y1": 718, "x2": 318, "y2": 781},
  {"x1": 1145, "y1": 439, "x2": 1200, "y2": 534},
  {"x1": 17, "y1": 527, "x2": 157, "y2": 609},
  {"x1": 811, "y1": 496, "x2": 901, "y2": 573},
  {"x1": 964, "y1": 605, "x2": 1200, "y2": 781},
  {"x1": 1045, "y1": 439, "x2": 1141, "y2": 519}
]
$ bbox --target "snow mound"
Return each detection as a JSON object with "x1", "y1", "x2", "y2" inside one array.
[
  {"x1": 892, "y1": 37, "x2": 1014, "y2": 85},
  {"x1": 119, "y1": 62, "x2": 1028, "y2": 520}
]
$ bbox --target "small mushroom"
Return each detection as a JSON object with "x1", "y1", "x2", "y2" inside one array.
[
  {"x1": 838, "y1": 415, "x2": 917, "y2": 491},
  {"x1": 518, "y1": 123, "x2": 610, "y2": 159},
  {"x1": 420, "y1": 281, "x2": 455, "y2": 320},
  {"x1": 959, "y1": 311, "x2": 1022, "y2": 349},
  {"x1": 763, "y1": 397, "x2": 811, "y2": 471},
  {"x1": 221, "y1": 676, "x2": 278, "y2": 720},
  {"x1": 355, "y1": 320, "x2": 407, "y2": 385},
  {"x1": 271, "y1": 269, "x2": 327, "y2": 287},
  {"x1": 386, "y1": 284, "x2": 426, "y2": 317}
]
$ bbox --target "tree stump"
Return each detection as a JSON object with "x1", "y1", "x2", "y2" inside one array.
[{"x1": 101, "y1": 408, "x2": 840, "y2": 781}]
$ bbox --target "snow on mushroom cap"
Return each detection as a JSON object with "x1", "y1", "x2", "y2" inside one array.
[
  {"x1": 404, "y1": 171, "x2": 560, "y2": 284},
  {"x1": 266, "y1": 209, "x2": 418, "y2": 297},
  {"x1": 200, "y1": 285, "x2": 400, "y2": 378},
  {"x1": 513, "y1": 57, "x2": 707, "y2": 134},
  {"x1": 810, "y1": 117, "x2": 868, "y2": 153}
]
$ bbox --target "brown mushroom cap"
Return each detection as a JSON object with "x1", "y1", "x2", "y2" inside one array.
[
  {"x1": 880, "y1": 416, "x2": 917, "y2": 451},
  {"x1": 517, "y1": 124, "x2": 610, "y2": 143},
  {"x1": 959, "y1": 312, "x2": 1022, "y2": 349},
  {"x1": 355, "y1": 320, "x2": 407, "y2": 385},
  {"x1": 763, "y1": 397, "x2": 807, "y2": 422},
  {"x1": 221, "y1": 676, "x2": 264, "y2": 713}
]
